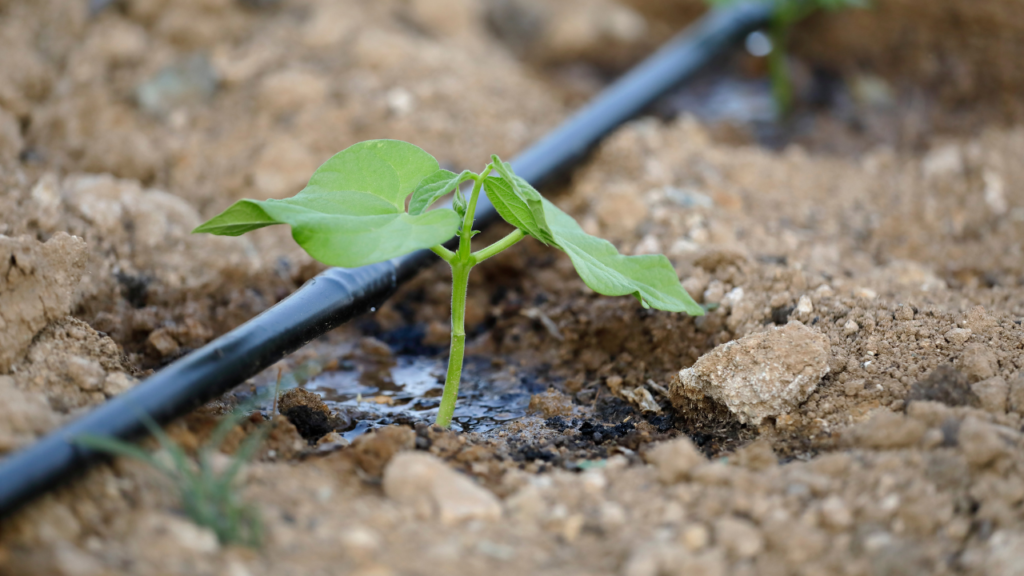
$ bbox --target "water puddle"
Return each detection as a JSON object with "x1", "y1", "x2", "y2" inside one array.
[{"x1": 306, "y1": 355, "x2": 541, "y2": 440}]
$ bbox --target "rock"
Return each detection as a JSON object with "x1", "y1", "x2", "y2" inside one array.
[
  {"x1": 644, "y1": 436, "x2": 705, "y2": 484},
  {"x1": 944, "y1": 327, "x2": 972, "y2": 346},
  {"x1": 257, "y1": 68, "x2": 329, "y2": 115},
  {"x1": 383, "y1": 452, "x2": 501, "y2": 525},
  {"x1": 972, "y1": 377, "x2": 1009, "y2": 414},
  {"x1": 669, "y1": 322, "x2": 831, "y2": 425},
  {"x1": 956, "y1": 344, "x2": 999, "y2": 383},
  {"x1": 0, "y1": 233, "x2": 88, "y2": 373},
  {"x1": 842, "y1": 410, "x2": 927, "y2": 450}
]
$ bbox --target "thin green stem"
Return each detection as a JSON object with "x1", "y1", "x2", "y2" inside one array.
[
  {"x1": 430, "y1": 244, "x2": 455, "y2": 262},
  {"x1": 471, "y1": 228, "x2": 525, "y2": 265},
  {"x1": 436, "y1": 261, "x2": 471, "y2": 428}
]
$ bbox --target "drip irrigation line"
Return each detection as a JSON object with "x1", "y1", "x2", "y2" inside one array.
[{"x1": 0, "y1": 3, "x2": 770, "y2": 519}]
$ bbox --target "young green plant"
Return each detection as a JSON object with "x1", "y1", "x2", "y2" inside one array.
[
  {"x1": 194, "y1": 140, "x2": 704, "y2": 427},
  {"x1": 708, "y1": 0, "x2": 868, "y2": 115},
  {"x1": 75, "y1": 400, "x2": 270, "y2": 547}
]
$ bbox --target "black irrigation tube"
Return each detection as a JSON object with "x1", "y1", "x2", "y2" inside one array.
[{"x1": 0, "y1": 3, "x2": 770, "y2": 519}]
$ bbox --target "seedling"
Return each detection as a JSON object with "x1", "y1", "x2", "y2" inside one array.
[
  {"x1": 708, "y1": 0, "x2": 868, "y2": 115},
  {"x1": 194, "y1": 140, "x2": 703, "y2": 427},
  {"x1": 75, "y1": 401, "x2": 270, "y2": 547}
]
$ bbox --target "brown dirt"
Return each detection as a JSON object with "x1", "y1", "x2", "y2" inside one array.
[{"x1": 2, "y1": 0, "x2": 1024, "y2": 575}]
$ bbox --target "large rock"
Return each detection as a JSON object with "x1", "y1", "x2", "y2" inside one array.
[{"x1": 669, "y1": 322, "x2": 831, "y2": 425}]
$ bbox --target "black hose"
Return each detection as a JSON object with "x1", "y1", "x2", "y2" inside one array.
[{"x1": 0, "y1": 3, "x2": 769, "y2": 519}]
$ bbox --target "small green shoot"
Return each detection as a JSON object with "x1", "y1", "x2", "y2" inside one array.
[
  {"x1": 194, "y1": 140, "x2": 703, "y2": 428},
  {"x1": 75, "y1": 397, "x2": 272, "y2": 547},
  {"x1": 707, "y1": 0, "x2": 868, "y2": 115}
]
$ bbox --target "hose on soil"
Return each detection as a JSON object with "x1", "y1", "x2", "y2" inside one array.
[{"x1": 0, "y1": 3, "x2": 770, "y2": 519}]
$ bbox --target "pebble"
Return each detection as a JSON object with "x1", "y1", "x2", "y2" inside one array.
[
  {"x1": 843, "y1": 319, "x2": 860, "y2": 336},
  {"x1": 383, "y1": 452, "x2": 501, "y2": 525},
  {"x1": 257, "y1": 68, "x2": 329, "y2": 115},
  {"x1": 669, "y1": 322, "x2": 831, "y2": 425}
]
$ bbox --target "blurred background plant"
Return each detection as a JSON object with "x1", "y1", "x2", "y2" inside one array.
[
  {"x1": 707, "y1": 0, "x2": 869, "y2": 116},
  {"x1": 75, "y1": 402, "x2": 271, "y2": 548}
]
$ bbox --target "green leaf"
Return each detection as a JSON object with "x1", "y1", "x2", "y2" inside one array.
[
  {"x1": 489, "y1": 157, "x2": 555, "y2": 245},
  {"x1": 194, "y1": 190, "x2": 461, "y2": 268},
  {"x1": 541, "y1": 198, "x2": 704, "y2": 315},
  {"x1": 304, "y1": 139, "x2": 440, "y2": 210},
  {"x1": 483, "y1": 177, "x2": 555, "y2": 246},
  {"x1": 408, "y1": 169, "x2": 473, "y2": 215}
]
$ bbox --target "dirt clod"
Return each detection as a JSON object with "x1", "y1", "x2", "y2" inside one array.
[{"x1": 0, "y1": 233, "x2": 88, "y2": 373}]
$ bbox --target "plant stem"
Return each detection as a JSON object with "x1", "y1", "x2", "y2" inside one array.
[
  {"x1": 471, "y1": 228, "x2": 525, "y2": 264},
  {"x1": 436, "y1": 261, "x2": 470, "y2": 428}
]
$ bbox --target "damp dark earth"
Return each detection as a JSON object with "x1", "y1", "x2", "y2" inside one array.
[{"x1": 2, "y1": 1, "x2": 1024, "y2": 575}]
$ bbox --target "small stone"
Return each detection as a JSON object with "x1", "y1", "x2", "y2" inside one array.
[
  {"x1": 971, "y1": 377, "x2": 1009, "y2": 414},
  {"x1": 795, "y1": 295, "x2": 813, "y2": 317},
  {"x1": 644, "y1": 436, "x2": 705, "y2": 484},
  {"x1": 894, "y1": 305, "x2": 915, "y2": 321},
  {"x1": 383, "y1": 452, "x2": 501, "y2": 525},
  {"x1": 669, "y1": 322, "x2": 831, "y2": 425},
  {"x1": 944, "y1": 328, "x2": 972, "y2": 346},
  {"x1": 843, "y1": 319, "x2": 860, "y2": 336},
  {"x1": 715, "y1": 516, "x2": 763, "y2": 559},
  {"x1": 360, "y1": 337, "x2": 394, "y2": 361}
]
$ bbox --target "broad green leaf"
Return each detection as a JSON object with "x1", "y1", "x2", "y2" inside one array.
[
  {"x1": 488, "y1": 157, "x2": 555, "y2": 244},
  {"x1": 304, "y1": 140, "x2": 440, "y2": 210},
  {"x1": 195, "y1": 193, "x2": 460, "y2": 268},
  {"x1": 408, "y1": 169, "x2": 473, "y2": 215},
  {"x1": 541, "y1": 198, "x2": 704, "y2": 315}
]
